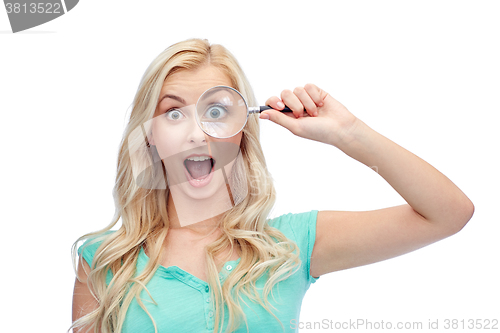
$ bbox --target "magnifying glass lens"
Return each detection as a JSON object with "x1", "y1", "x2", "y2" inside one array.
[{"x1": 197, "y1": 86, "x2": 248, "y2": 138}]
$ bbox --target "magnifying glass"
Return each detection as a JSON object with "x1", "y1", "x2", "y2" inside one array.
[{"x1": 196, "y1": 85, "x2": 295, "y2": 139}]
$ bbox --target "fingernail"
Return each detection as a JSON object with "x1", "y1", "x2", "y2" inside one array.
[
  {"x1": 314, "y1": 111, "x2": 318, "y2": 117},
  {"x1": 277, "y1": 101, "x2": 285, "y2": 109},
  {"x1": 318, "y1": 102, "x2": 324, "y2": 107},
  {"x1": 260, "y1": 113, "x2": 270, "y2": 120}
]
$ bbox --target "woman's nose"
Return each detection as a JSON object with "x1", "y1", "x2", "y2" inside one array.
[{"x1": 187, "y1": 117, "x2": 207, "y2": 143}]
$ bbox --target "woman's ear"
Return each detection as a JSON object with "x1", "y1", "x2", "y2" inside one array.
[{"x1": 147, "y1": 131, "x2": 155, "y2": 146}]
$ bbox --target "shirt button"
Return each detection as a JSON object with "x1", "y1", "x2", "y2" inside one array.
[
  {"x1": 226, "y1": 264, "x2": 233, "y2": 271},
  {"x1": 206, "y1": 297, "x2": 211, "y2": 303},
  {"x1": 208, "y1": 311, "x2": 214, "y2": 317},
  {"x1": 205, "y1": 285, "x2": 209, "y2": 292}
]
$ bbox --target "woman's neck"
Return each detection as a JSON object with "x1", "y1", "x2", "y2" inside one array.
[{"x1": 166, "y1": 191, "x2": 225, "y2": 238}]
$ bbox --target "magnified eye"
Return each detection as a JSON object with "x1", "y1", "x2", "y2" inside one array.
[
  {"x1": 165, "y1": 108, "x2": 184, "y2": 120},
  {"x1": 205, "y1": 104, "x2": 228, "y2": 120}
]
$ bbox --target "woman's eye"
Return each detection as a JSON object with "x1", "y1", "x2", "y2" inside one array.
[
  {"x1": 205, "y1": 104, "x2": 228, "y2": 120},
  {"x1": 165, "y1": 109, "x2": 184, "y2": 120}
]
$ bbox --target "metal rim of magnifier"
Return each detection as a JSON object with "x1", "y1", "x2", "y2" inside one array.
[{"x1": 195, "y1": 85, "x2": 250, "y2": 139}]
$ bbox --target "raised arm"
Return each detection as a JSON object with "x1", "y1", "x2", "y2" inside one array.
[{"x1": 262, "y1": 84, "x2": 474, "y2": 277}]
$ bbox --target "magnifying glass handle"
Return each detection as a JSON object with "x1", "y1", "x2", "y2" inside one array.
[
  {"x1": 259, "y1": 105, "x2": 294, "y2": 113},
  {"x1": 248, "y1": 105, "x2": 307, "y2": 115}
]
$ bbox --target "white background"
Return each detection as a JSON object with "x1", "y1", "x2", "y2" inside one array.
[{"x1": 1, "y1": 1, "x2": 499, "y2": 332}]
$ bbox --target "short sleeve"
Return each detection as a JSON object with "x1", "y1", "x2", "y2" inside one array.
[
  {"x1": 268, "y1": 210, "x2": 320, "y2": 285},
  {"x1": 77, "y1": 231, "x2": 115, "y2": 268}
]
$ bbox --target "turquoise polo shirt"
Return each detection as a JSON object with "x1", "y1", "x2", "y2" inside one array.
[{"x1": 78, "y1": 210, "x2": 320, "y2": 332}]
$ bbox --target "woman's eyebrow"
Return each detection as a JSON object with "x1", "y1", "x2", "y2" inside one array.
[{"x1": 158, "y1": 94, "x2": 186, "y2": 105}]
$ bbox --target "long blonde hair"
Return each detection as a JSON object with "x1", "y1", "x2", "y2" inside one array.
[{"x1": 70, "y1": 38, "x2": 301, "y2": 333}]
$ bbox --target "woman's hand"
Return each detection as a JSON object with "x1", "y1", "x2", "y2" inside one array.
[{"x1": 262, "y1": 83, "x2": 360, "y2": 147}]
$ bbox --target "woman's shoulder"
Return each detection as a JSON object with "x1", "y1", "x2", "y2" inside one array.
[
  {"x1": 77, "y1": 230, "x2": 116, "y2": 266},
  {"x1": 267, "y1": 210, "x2": 318, "y2": 247}
]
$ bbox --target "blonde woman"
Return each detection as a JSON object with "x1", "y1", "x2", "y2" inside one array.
[{"x1": 71, "y1": 38, "x2": 474, "y2": 333}]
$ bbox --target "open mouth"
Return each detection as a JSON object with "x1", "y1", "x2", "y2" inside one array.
[{"x1": 183, "y1": 155, "x2": 215, "y2": 180}]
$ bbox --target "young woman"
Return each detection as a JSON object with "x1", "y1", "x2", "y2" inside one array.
[{"x1": 71, "y1": 38, "x2": 474, "y2": 333}]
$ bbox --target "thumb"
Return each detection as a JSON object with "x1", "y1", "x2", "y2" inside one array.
[{"x1": 259, "y1": 109, "x2": 299, "y2": 132}]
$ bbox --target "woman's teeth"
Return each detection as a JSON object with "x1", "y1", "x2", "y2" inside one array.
[{"x1": 185, "y1": 156, "x2": 211, "y2": 162}]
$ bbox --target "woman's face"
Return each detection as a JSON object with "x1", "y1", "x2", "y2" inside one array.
[{"x1": 150, "y1": 65, "x2": 243, "y2": 203}]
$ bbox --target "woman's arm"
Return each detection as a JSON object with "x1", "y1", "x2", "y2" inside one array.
[
  {"x1": 72, "y1": 256, "x2": 100, "y2": 333},
  {"x1": 263, "y1": 84, "x2": 474, "y2": 276}
]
